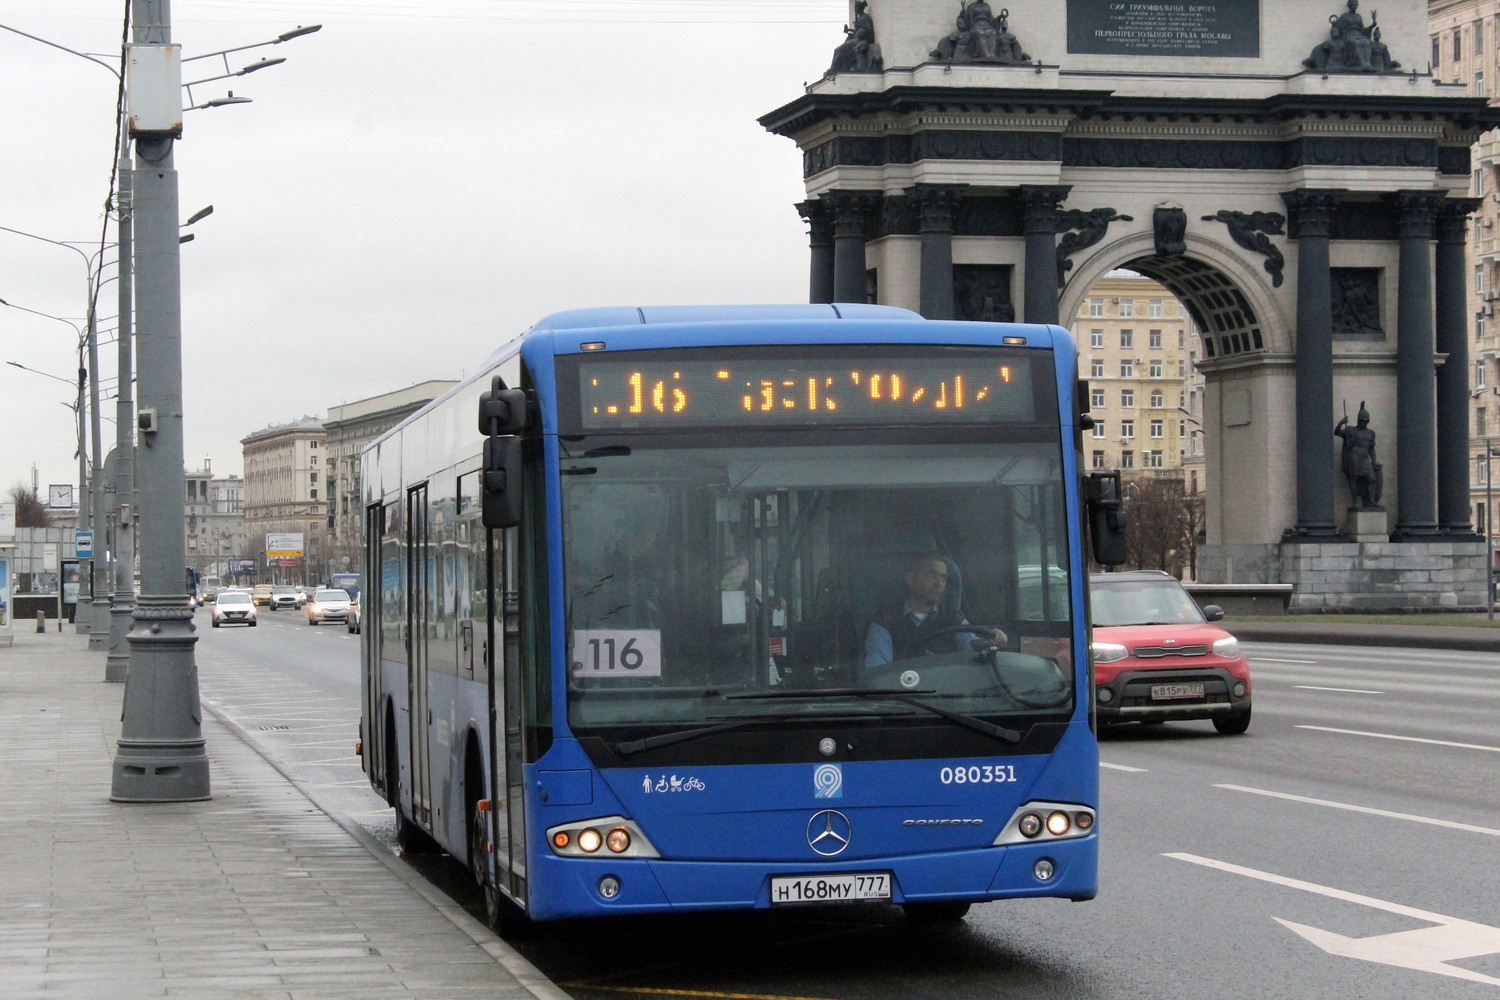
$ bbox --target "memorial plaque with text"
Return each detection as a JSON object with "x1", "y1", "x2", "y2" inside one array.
[{"x1": 1067, "y1": 0, "x2": 1260, "y2": 58}]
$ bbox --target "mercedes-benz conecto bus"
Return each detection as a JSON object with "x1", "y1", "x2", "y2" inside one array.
[{"x1": 358, "y1": 304, "x2": 1124, "y2": 930}]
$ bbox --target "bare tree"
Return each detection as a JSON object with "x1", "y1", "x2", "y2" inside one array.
[
  {"x1": 8, "y1": 483, "x2": 52, "y2": 527},
  {"x1": 1122, "y1": 477, "x2": 1188, "y2": 577}
]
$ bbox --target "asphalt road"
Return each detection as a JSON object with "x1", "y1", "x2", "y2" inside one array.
[{"x1": 194, "y1": 617, "x2": 1500, "y2": 999}]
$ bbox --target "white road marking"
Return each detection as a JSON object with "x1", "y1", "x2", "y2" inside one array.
[
  {"x1": 1293, "y1": 685, "x2": 1384, "y2": 695},
  {"x1": 1297, "y1": 725, "x2": 1500, "y2": 754},
  {"x1": 1100, "y1": 762, "x2": 1148, "y2": 772},
  {"x1": 1252, "y1": 657, "x2": 1319, "y2": 664},
  {"x1": 1215, "y1": 784, "x2": 1500, "y2": 837},
  {"x1": 1166, "y1": 852, "x2": 1500, "y2": 988}
]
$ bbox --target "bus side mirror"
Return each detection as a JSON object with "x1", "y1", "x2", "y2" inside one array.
[
  {"x1": 478, "y1": 375, "x2": 528, "y2": 436},
  {"x1": 1086, "y1": 471, "x2": 1128, "y2": 567},
  {"x1": 481, "y1": 435, "x2": 523, "y2": 530}
]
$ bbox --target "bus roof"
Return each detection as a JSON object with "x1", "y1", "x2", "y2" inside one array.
[{"x1": 528, "y1": 304, "x2": 919, "y2": 333}]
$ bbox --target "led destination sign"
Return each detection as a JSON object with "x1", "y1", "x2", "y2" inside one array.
[{"x1": 577, "y1": 354, "x2": 1037, "y2": 429}]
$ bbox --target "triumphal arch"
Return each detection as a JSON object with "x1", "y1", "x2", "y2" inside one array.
[{"x1": 762, "y1": 0, "x2": 1500, "y2": 609}]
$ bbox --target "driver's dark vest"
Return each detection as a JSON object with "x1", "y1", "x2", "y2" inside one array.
[{"x1": 873, "y1": 602, "x2": 966, "y2": 658}]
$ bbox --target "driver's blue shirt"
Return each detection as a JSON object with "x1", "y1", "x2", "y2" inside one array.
[{"x1": 863, "y1": 599, "x2": 980, "y2": 668}]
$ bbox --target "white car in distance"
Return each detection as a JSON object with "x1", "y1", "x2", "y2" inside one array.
[
  {"x1": 307, "y1": 588, "x2": 352, "y2": 626},
  {"x1": 212, "y1": 590, "x2": 257, "y2": 628}
]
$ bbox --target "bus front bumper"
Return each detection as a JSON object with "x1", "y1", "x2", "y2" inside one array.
[{"x1": 524, "y1": 836, "x2": 1097, "y2": 921}]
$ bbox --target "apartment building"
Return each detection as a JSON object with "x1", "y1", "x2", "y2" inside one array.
[
  {"x1": 241, "y1": 417, "x2": 327, "y2": 582},
  {"x1": 1070, "y1": 271, "x2": 1207, "y2": 494}
]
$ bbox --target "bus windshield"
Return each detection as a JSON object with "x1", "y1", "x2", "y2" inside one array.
[{"x1": 561, "y1": 435, "x2": 1076, "y2": 740}]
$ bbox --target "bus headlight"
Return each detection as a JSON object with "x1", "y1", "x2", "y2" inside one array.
[
  {"x1": 1091, "y1": 642, "x2": 1128, "y2": 664},
  {"x1": 546, "y1": 816, "x2": 660, "y2": 858},
  {"x1": 995, "y1": 802, "x2": 1096, "y2": 845}
]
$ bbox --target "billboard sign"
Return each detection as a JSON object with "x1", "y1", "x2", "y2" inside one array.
[
  {"x1": 0, "y1": 501, "x2": 14, "y2": 540},
  {"x1": 266, "y1": 532, "x2": 305, "y2": 557},
  {"x1": 0, "y1": 553, "x2": 11, "y2": 632},
  {"x1": 230, "y1": 558, "x2": 257, "y2": 576}
]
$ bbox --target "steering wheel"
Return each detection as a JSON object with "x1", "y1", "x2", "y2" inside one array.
[{"x1": 893, "y1": 624, "x2": 1005, "y2": 660}]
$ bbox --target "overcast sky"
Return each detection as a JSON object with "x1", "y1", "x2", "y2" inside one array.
[{"x1": 0, "y1": 0, "x2": 846, "y2": 498}]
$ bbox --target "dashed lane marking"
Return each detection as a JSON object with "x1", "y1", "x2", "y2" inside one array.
[
  {"x1": 1252, "y1": 657, "x2": 1319, "y2": 664},
  {"x1": 559, "y1": 987, "x2": 842, "y2": 1000},
  {"x1": 1101, "y1": 762, "x2": 1148, "y2": 772},
  {"x1": 1297, "y1": 725, "x2": 1500, "y2": 754},
  {"x1": 1215, "y1": 784, "x2": 1500, "y2": 837},
  {"x1": 1293, "y1": 685, "x2": 1384, "y2": 695},
  {"x1": 1166, "y1": 852, "x2": 1500, "y2": 988}
]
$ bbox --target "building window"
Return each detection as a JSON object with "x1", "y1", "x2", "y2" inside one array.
[
  {"x1": 1432, "y1": 34, "x2": 1441, "y2": 69},
  {"x1": 1149, "y1": 359, "x2": 1163, "y2": 377},
  {"x1": 1478, "y1": 360, "x2": 1488, "y2": 388},
  {"x1": 1179, "y1": 419, "x2": 1186, "y2": 436},
  {"x1": 1478, "y1": 265, "x2": 1486, "y2": 294},
  {"x1": 310, "y1": 489, "x2": 318, "y2": 499},
  {"x1": 1478, "y1": 71, "x2": 1487, "y2": 97},
  {"x1": 1477, "y1": 22, "x2": 1485, "y2": 55},
  {"x1": 1090, "y1": 329, "x2": 1104, "y2": 348},
  {"x1": 1178, "y1": 358, "x2": 1186, "y2": 376},
  {"x1": 310, "y1": 440, "x2": 318, "y2": 449},
  {"x1": 1150, "y1": 389, "x2": 1164, "y2": 408},
  {"x1": 1120, "y1": 359, "x2": 1134, "y2": 377},
  {"x1": 1092, "y1": 420, "x2": 1106, "y2": 439},
  {"x1": 1121, "y1": 389, "x2": 1135, "y2": 408},
  {"x1": 1455, "y1": 30, "x2": 1463, "y2": 63},
  {"x1": 1148, "y1": 450, "x2": 1164, "y2": 468},
  {"x1": 1091, "y1": 450, "x2": 1106, "y2": 469},
  {"x1": 1120, "y1": 329, "x2": 1133, "y2": 348},
  {"x1": 1149, "y1": 299, "x2": 1163, "y2": 318},
  {"x1": 1179, "y1": 391, "x2": 1186, "y2": 408},
  {"x1": 310, "y1": 455, "x2": 319, "y2": 466},
  {"x1": 1120, "y1": 299, "x2": 1134, "y2": 318},
  {"x1": 1480, "y1": 317, "x2": 1487, "y2": 342},
  {"x1": 1121, "y1": 450, "x2": 1135, "y2": 469},
  {"x1": 1121, "y1": 420, "x2": 1135, "y2": 440},
  {"x1": 1178, "y1": 329, "x2": 1186, "y2": 348},
  {"x1": 1478, "y1": 169, "x2": 1488, "y2": 198},
  {"x1": 1148, "y1": 329, "x2": 1162, "y2": 348},
  {"x1": 1089, "y1": 298, "x2": 1103, "y2": 317},
  {"x1": 1091, "y1": 358, "x2": 1105, "y2": 378},
  {"x1": 1480, "y1": 503, "x2": 1488, "y2": 535},
  {"x1": 310, "y1": 472, "x2": 318, "y2": 483},
  {"x1": 1150, "y1": 419, "x2": 1164, "y2": 438},
  {"x1": 1091, "y1": 388, "x2": 1106, "y2": 408}
]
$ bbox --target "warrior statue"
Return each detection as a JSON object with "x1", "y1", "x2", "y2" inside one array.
[{"x1": 1335, "y1": 401, "x2": 1383, "y2": 510}]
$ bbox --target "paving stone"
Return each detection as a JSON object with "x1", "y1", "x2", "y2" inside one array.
[{"x1": 0, "y1": 631, "x2": 564, "y2": 1000}]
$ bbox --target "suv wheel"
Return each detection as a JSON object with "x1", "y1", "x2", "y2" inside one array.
[{"x1": 1213, "y1": 706, "x2": 1251, "y2": 735}]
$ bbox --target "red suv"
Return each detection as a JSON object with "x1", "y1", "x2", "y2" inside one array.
[{"x1": 1089, "y1": 571, "x2": 1252, "y2": 735}]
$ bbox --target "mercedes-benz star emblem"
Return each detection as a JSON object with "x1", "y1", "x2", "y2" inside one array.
[
  {"x1": 818, "y1": 737, "x2": 837, "y2": 757},
  {"x1": 807, "y1": 809, "x2": 852, "y2": 856}
]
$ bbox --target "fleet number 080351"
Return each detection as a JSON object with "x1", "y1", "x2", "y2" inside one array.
[{"x1": 940, "y1": 764, "x2": 1016, "y2": 784}]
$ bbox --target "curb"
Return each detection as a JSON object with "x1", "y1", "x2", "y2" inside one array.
[
  {"x1": 1228, "y1": 622, "x2": 1500, "y2": 653},
  {"x1": 200, "y1": 699, "x2": 572, "y2": 1000}
]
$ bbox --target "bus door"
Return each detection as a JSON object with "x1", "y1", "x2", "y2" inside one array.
[
  {"x1": 406, "y1": 483, "x2": 433, "y2": 826},
  {"x1": 500, "y1": 524, "x2": 527, "y2": 897},
  {"x1": 364, "y1": 503, "x2": 385, "y2": 795}
]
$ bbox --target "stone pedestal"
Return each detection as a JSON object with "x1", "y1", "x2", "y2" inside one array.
[{"x1": 1345, "y1": 509, "x2": 1388, "y2": 544}]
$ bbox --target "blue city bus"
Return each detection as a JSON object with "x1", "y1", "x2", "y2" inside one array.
[{"x1": 358, "y1": 305, "x2": 1122, "y2": 929}]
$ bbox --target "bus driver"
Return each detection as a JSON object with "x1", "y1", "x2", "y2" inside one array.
[{"x1": 863, "y1": 554, "x2": 1006, "y2": 668}]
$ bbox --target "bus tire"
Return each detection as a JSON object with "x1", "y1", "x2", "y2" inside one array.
[
  {"x1": 385, "y1": 711, "x2": 438, "y2": 854},
  {"x1": 469, "y1": 803, "x2": 503, "y2": 928},
  {"x1": 902, "y1": 901, "x2": 971, "y2": 924}
]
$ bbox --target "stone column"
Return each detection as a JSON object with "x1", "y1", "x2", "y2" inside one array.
[
  {"x1": 1437, "y1": 198, "x2": 1483, "y2": 534},
  {"x1": 796, "y1": 201, "x2": 835, "y2": 305},
  {"x1": 1019, "y1": 186, "x2": 1070, "y2": 325},
  {"x1": 828, "y1": 191, "x2": 879, "y2": 304},
  {"x1": 910, "y1": 184, "x2": 967, "y2": 320},
  {"x1": 1282, "y1": 189, "x2": 1344, "y2": 537},
  {"x1": 1394, "y1": 190, "x2": 1447, "y2": 538}
]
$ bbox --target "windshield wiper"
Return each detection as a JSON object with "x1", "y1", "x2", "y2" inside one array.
[
  {"x1": 610, "y1": 705, "x2": 914, "y2": 756},
  {"x1": 728, "y1": 688, "x2": 1023, "y2": 745}
]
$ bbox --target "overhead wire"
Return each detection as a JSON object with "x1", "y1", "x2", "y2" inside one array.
[{"x1": 179, "y1": 0, "x2": 845, "y2": 24}]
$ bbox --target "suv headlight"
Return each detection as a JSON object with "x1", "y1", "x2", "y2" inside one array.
[
  {"x1": 1212, "y1": 636, "x2": 1240, "y2": 658},
  {"x1": 1091, "y1": 641, "x2": 1129, "y2": 663}
]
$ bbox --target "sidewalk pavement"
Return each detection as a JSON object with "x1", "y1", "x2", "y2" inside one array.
[
  {"x1": 0, "y1": 628, "x2": 568, "y2": 1000},
  {"x1": 1226, "y1": 618, "x2": 1500, "y2": 652}
]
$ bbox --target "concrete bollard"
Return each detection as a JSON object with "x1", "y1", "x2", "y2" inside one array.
[{"x1": 36, "y1": 610, "x2": 46, "y2": 634}]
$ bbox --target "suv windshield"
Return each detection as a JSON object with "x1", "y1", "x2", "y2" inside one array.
[
  {"x1": 1090, "y1": 576, "x2": 1205, "y2": 626},
  {"x1": 562, "y1": 436, "x2": 1076, "y2": 740},
  {"x1": 272, "y1": 586, "x2": 296, "y2": 594}
]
